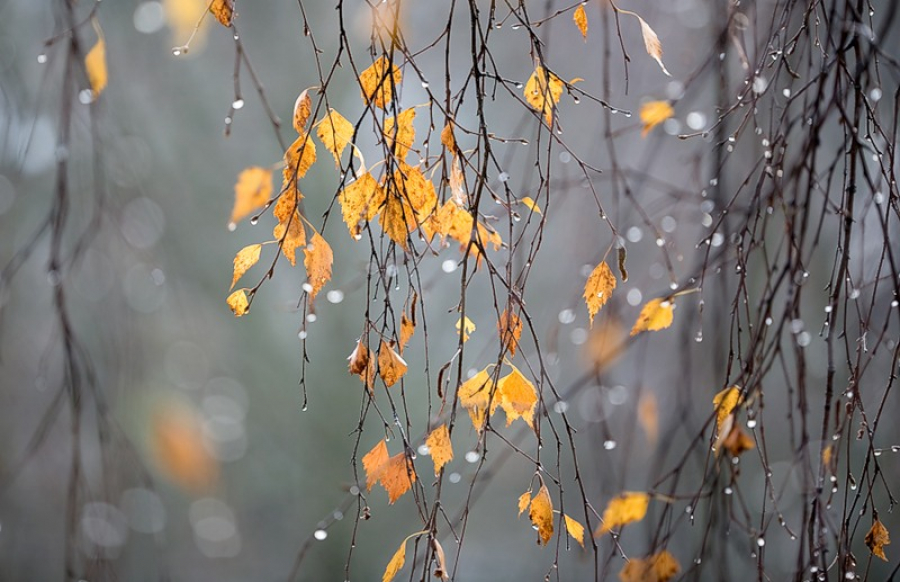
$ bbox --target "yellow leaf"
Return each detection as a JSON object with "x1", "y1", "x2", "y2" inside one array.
[
  {"x1": 85, "y1": 37, "x2": 107, "y2": 99},
  {"x1": 380, "y1": 451, "x2": 416, "y2": 503},
  {"x1": 638, "y1": 392, "x2": 659, "y2": 446},
  {"x1": 426, "y1": 424, "x2": 453, "y2": 475},
  {"x1": 292, "y1": 89, "x2": 312, "y2": 134},
  {"x1": 317, "y1": 109, "x2": 355, "y2": 167},
  {"x1": 378, "y1": 340, "x2": 408, "y2": 387},
  {"x1": 338, "y1": 172, "x2": 385, "y2": 238},
  {"x1": 564, "y1": 514, "x2": 585, "y2": 548},
  {"x1": 498, "y1": 308, "x2": 523, "y2": 356},
  {"x1": 524, "y1": 66, "x2": 564, "y2": 125},
  {"x1": 363, "y1": 439, "x2": 390, "y2": 491},
  {"x1": 712, "y1": 386, "x2": 742, "y2": 432},
  {"x1": 619, "y1": 550, "x2": 681, "y2": 582},
  {"x1": 393, "y1": 163, "x2": 437, "y2": 224},
  {"x1": 360, "y1": 56, "x2": 402, "y2": 109},
  {"x1": 456, "y1": 316, "x2": 475, "y2": 343},
  {"x1": 209, "y1": 0, "x2": 233, "y2": 26},
  {"x1": 584, "y1": 261, "x2": 617, "y2": 326},
  {"x1": 521, "y1": 196, "x2": 542, "y2": 215},
  {"x1": 384, "y1": 108, "x2": 416, "y2": 161},
  {"x1": 226, "y1": 289, "x2": 249, "y2": 316},
  {"x1": 495, "y1": 365, "x2": 538, "y2": 428},
  {"x1": 150, "y1": 401, "x2": 218, "y2": 492},
  {"x1": 272, "y1": 193, "x2": 306, "y2": 266},
  {"x1": 283, "y1": 134, "x2": 317, "y2": 186},
  {"x1": 630, "y1": 297, "x2": 674, "y2": 336},
  {"x1": 441, "y1": 122, "x2": 456, "y2": 152},
  {"x1": 458, "y1": 368, "x2": 494, "y2": 431},
  {"x1": 231, "y1": 243, "x2": 262, "y2": 290},
  {"x1": 303, "y1": 233, "x2": 333, "y2": 301},
  {"x1": 380, "y1": 194, "x2": 412, "y2": 249},
  {"x1": 640, "y1": 100, "x2": 674, "y2": 137},
  {"x1": 383, "y1": 539, "x2": 407, "y2": 582},
  {"x1": 230, "y1": 167, "x2": 272, "y2": 226},
  {"x1": 573, "y1": 5, "x2": 588, "y2": 39},
  {"x1": 529, "y1": 484, "x2": 554, "y2": 545},
  {"x1": 596, "y1": 492, "x2": 649, "y2": 535},
  {"x1": 517, "y1": 491, "x2": 532, "y2": 517},
  {"x1": 866, "y1": 519, "x2": 890, "y2": 561},
  {"x1": 722, "y1": 423, "x2": 755, "y2": 457},
  {"x1": 636, "y1": 15, "x2": 670, "y2": 76}
]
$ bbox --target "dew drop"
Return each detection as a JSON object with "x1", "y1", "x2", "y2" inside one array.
[
  {"x1": 757, "y1": 537, "x2": 765, "y2": 547},
  {"x1": 37, "y1": 53, "x2": 48, "y2": 64},
  {"x1": 603, "y1": 440, "x2": 617, "y2": 450},
  {"x1": 314, "y1": 529, "x2": 328, "y2": 541},
  {"x1": 498, "y1": 172, "x2": 510, "y2": 183},
  {"x1": 249, "y1": 216, "x2": 259, "y2": 225},
  {"x1": 441, "y1": 259, "x2": 457, "y2": 273},
  {"x1": 302, "y1": 283, "x2": 313, "y2": 293},
  {"x1": 306, "y1": 313, "x2": 317, "y2": 323},
  {"x1": 232, "y1": 99, "x2": 245, "y2": 110},
  {"x1": 421, "y1": 81, "x2": 429, "y2": 89},
  {"x1": 747, "y1": 419, "x2": 757, "y2": 428},
  {"x1": 227, "y1": 222, "x2": 237, "y2": 232},
  {"x1": 465, "y1": 451, "x2": 479, "y2": 463},
  {"x1": 298, "y1": 330, "x2": 307, "y2": 340}
]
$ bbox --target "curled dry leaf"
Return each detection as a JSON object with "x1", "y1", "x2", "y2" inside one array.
[
  {"x1": 317, "y1": 109, "x2": 355, "y2": 167},
  {"x1": 596, "y1": 492, "x2": 650, "y2": 535},
  {"x1": 640, "y1": 100, "x2": 674, "y2": 137},
  {"x1": 866, "y1": 519, "x2": 890, "y2": 561},
  {"x1": 303, "y1": 232, "x2": 333, "y2": 301},
  {"x1": 529, "y1": 484, "x2": 554, "y2": 545},
  {"x1": 85, "y1": 36, "x2": 107, "y2": 99},
  {"x1": 425, "y1": 424, "x2": 453, "y2": 475},
  {"x1": 619, "y1": 550, "x2": 681, "y2": 582},
  {"x1": 635, "y1": 15, "x2": 670, "y2": 76},
  {"x1": 584, "y1": 261, "x2": 617, "y2": 326},
  {"x1": 292, "y1": 89, "x2": 312, "y2": 134},
  {"x1": 226, "y1": 289, "x2": 249, "y2": 317},
  {"x1": 573, "y1": 5, "x2": 588, "y2": 39},
  {"x1": 230, "y1": 167, "x2": 272, "y2": 226},
  {"x1": 231, "y1": 243, "x2": 262, "y2": 290},
  {"x1": 377, "y1": 340, "x2": 408, "y2": 387},
  {"x1": 432, "y1": 538, "x2": 450, "y2": 581},
  {"x1": 382, "y1": 539, "x2": 407, "y2": 582},
  {"x1": 630, "y1": 297, "x2": 674, "y2": 336},
  {"x1": 518, "y1": 491, "x2": 532, "y2": 517},
  {"x1": 440, "y1": 122, "x2": 456, "y2": 152},
  {"x1": 722, "y1": 422, "x2": 755, "y2": 457},
  {"x1": 360, "y1": 56, "x2": 402, "y2": 109},
  {"x1": 399, "y1": 313, "x2": 415, "y2": 352},
  {"x1": 209, "y1": 0, "x2": 234, "y2": 26}
]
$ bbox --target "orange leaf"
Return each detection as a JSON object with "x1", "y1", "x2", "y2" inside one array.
[
  {"x1": 363, "y1": 439, "x2": 389, "y2": 491},
  {"x1": 231, "y1": 243, "x2": 262, "y2": 290},
  {"x1": 348, "y1": 340, "x2": 377, "y2": 391},
  {"x1": 529, "y1": 484, "x2": 554, "y2": 545},
  {"x1": 441, "y1": 122, "x2": 456, "y2": 152},
  {"x1": 283, "y1": 134, "x2": 317, "y2": 186},
  {"x1": 209, "y1": 0, "x2": 233, "y2": 26},
  {"x1": 360, "y1": 56, "x2": 402, "y2": 109},
  {"x1": 393, "y1": 163, "x2": 437, "y2": 224},
  {"x1": 458, "y1": 368, "x2": 494, "y2": 431},
  {"x1": 230, "y1": 167, "x2": 273, "y2": 226},
  {"x1": 866, "y1": 519, "x2": 890, "y2": 561},
  {"x1": 712, "y1": 386, "x2": 742, "y2": 432},
  {"x1": 426, "y1": 424, "x2": 453, "y2": 475},
  {"x1": 316, "y1": 108, "x2": 355, "y2": 167},
  {"x1": 584, "y1": 261, "x2": 617, "y2": 326},
  {"x1": 380, "y1": 194, "x2": 412, "y2": 249},
  {"x1": 596, "y1": 492, "x2": 649, "y2": 535},
  {"x1": 517, "y1": 491, "x2": 532, "y2": 516},
  {"x1": 564, "y1": 514, "x2": 585, "y2": 548},
  {"x1": 226, "y1": 289, "x2": 249, "y2": 316},
  {"x1": 399, "y1": 311, "x2": 415, "y2": 353},
  {"x1": 378, "y1": 340, "x2": 408, "y2": 387},
  {"x1": 85, "y1": 36, "x2": 107, "y2": 99},
  {"x1": 640, "y1": 100, "x2": 674, "y2": 137},
  {"x1": 380, "y1": 451, "x2": 417, "y2": 503},
  {"x1": 524, "y1": 66, "x2": 564, "y2": 125},
  {"x1": 498, "y1": 308, "x2": 523, "y2": 356},
  {"x1": 272, "y1": 193, "x2": 307, "y2": 266},
  {"x1": 456, "y1": 316, "x2": 475, "y2": 343},
  {"x1": 573, "y1": 5, "x2": 588, "y2": 39},
  {"x1": 303, "y1": 232, "x2": 333, "y2": 301},
  {"x1": 150, "y1": 401, "x2": 218, "y2": 492},
  {"x1": 619, "y1": 550, "x2": 681, "y2": 582},
  {"x1": 384, "y1": 107, "x2": 416, "y2": 161},
  {"x1": 339, "y1": 172, "x2": 385, "y2": 238},
  {"x1": 630, "y1": 297, "x2": 674, "y2": 336},
  {"x1": 722, "y1": 423, "x2": 755, "y2": 457},
  {"x1": 383, "y1": 539, "x2": 407, "y2": 582},
  {"x1": 494, "y1": 365, "x2": 538, "y2": 428},
  {"x1": 292, "y1": 89, "x2": 312, "y2": 134},
  {"x1": 520, "y1": 196, "x2": 542, "y2": 215}
]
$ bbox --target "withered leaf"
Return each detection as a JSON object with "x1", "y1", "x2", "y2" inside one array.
[
  {"x1": 292, "y1": 89, "x2": 312, "y2": 134},
  {"x1": 338, "y1": 172, "x2": 385, "y2": 238},
  {"x1": 85, "y1": 36, "x2": 107, "y2": 99},
  {"x1": 573, "y1": 5, "x2": 588, "y2": 39},
  {"x1": 230, "y1": 167, "x2": 272, "y2": 226},
  {"x1": 564, "y1": 514, "x2": 585, "y2": 548},
  {"x1": 317, "y1": 108, "x2": 355, "y2": 167},
  {"x1": 227, "y1": 289, "x2": 249, "y2": 317},
  {"x1": 458, "y1": 368, "x2": 494, "y2": 431},
  {"x1": 640, "y1": 100, "x2": 674, "y2": 137},
  {"x1": 712, "y1": 386, "x2": 742, "y2": 433},
  {"x1": 378, "y1": 340, "x2": 408, "y2": 387},
  {"x1": 209, "y1": 0, "x2": 234, "y2": 26},
  {"x1": 524, "y1": 66, "x2": 564, "y2": 125},
  {"x1": 619, "y1": 550, "x2": 681, "y2": 582},
  {"x1": 494, "y1": 365, "x2": 538, "y2": 428},
  {"x1": 498, "y1": 308, "x2": 523, "y2": 356},
  {"x1": 363, "y1": 439, "x2": 390, "y2": 491},
  {"x1": 866, "y1": 519, "x2": 890, "y2": 561}
]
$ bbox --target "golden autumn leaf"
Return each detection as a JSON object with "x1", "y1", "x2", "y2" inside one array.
[
  {"x1": 383, "y1": 539, "x2": 407, "y2": 582},
  {"x1": 441, "y1": 122, "x2": 456, "y2": 152},
  {"x1": 630, "y1": 297, "x2": 674, "y2": 336},
  {"x1": 283, "y1": 134, "x2": 317, "y2": 185},
  {"x1": 393, "y1": 163, "x2": 438, "y2": 224},
  {"x1": 231, "y1": 243, "x2": 262, "y2": 290},
  {"x1": 85, "y1": 36, "x2": 107, "y2": 99},
  {"x1": 584, "y1": 261, "x2": 617, "y2": 326},
  {"x1": 399, "y1": 313, "x2": 415, "y2": 352},
  {"x1": 866, "y1": 519, "x2": 890, "y2": 561},
  {"x1": 712, "y1": 386, "x2": 742, "y2": 432},
  {"x1": 722, "y1": 423, "x2": 755, "y2": 457},
  {"x1": 360, "y1": 56, "x2": 402, "y2": 109},
  {"x1": 564, "y1": 514, "x2": 585, "y2": 548},
  {"x1": 272, "y1": 193, "x2": 306, "y2": 266},
  {"x1": 380, "y1": 451, "x2": 417, "y2": 503},
  {"x1": 316, "y1": 109, "x2": 355, "y2": 167},
  {"x1": 292, "y1": 88, "x2": 312, "y2": 134},
  {"x1": 529, "y1": 484, "x2": 554, "y2": 545},
  {"x1": 338, "y1": 172, "x2": 385, "y2": 238},
  {"x1": 498, "y1": 308, "x2": 523, "y2": 356},
  {"x1": 378, "y1": 340, "x2": 408, "y2": 387},
  {"x1": 494, "y1": 365, "x2": 538, "y2": 427},
  {"x1": 303, "y1": 232, "x2": 333, "y2": 301},
  {"x1": 348, "y1": 340, "x2": 376, "y2": 391},
  {"x1": 518, "y1": 491, "x2": 532, "y2": 516},
  {"x1": 209, "y1": 0, "x2": 233, "y2": 26},
  {"x1": 227, "y1": 289, "x2": 249, "y2": 316},
  {"x1": 638, "y1": 392, "x2": 659, "y2": 446},
  {"x1": 635, "y1": 15, "x2": 670, "y2": 76},
  {"x1": 380, "y1": 194, "x2": 412, "y2": 249},
  {"x1": 150, "y1": 401, "x2": 218, "y2": 492},
  {"x1": 619, "y1": 550, "x2": 681, "y2": 582},
  {"x1": 230, "y1": 167, "x2": 272, "y2": 226},
  {"x1": 458, "y1": 368, "x2": 494, "y2": 431},
  {"x1": 596, "y1": 492, "x2": 650, "y2": 535},
  {"x1": 520, "y1": 196, "x2": 542, "y2": 215},
  {"x1": 363, "y1": 439, "x2": 390, "y2": 491},
  {"x1": 640, "y1": 100, "x2": 674, "y2": 137},
  {"x1": 426, "y1": 424, "x2": 453, "y2": 475},
  {"x1": 524, "y1": 66, "x2": 565, "y2": 125},
  {"x1": 384, "y1": 107, "x2": 416, "y2": 161},
  {"x1": 456, "y1": 316, "x2": 475, "y2": 343},
  {"x1": 573, "y1": 5, "x2": 588, "y2": 39}
]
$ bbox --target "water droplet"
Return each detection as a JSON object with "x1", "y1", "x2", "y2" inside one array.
[
  {"x1": 249, "y1": 216, "x2": 259, "y2": 225},
  {"x1": 78, "y1": 89, "x2": 94, "y2": 104},
  {"x1": 724, "y1": 486, "x2": 733, "y2": 495},
  {"x1": 314, "y1": 529, "x2": 328, "y2": 541},
  {"x1": 417, "y1": 444, "x2": 430, "y2": 456},
  {"x1": 306, "y1": 313, "x2": 317, "y2": 323},
  {"x1": 695, "y1": 331, "x2": 703, "y2": 342},
  {"x1": 869, "y1": 87, "x2": 883, "y2": 102},
  {"x1": 441, "y1": 259, "x2": 457, "y2": 273},
  {"x1": 232, "y1": 99, "x2": 245, "y2": 110},
  {"x1": 655, "y1": 237, "x2": 665, "y2": 247},
  {"x1": 449, "y1": 472, "x2": 461, "y2": 483},
  {"x1": 227, "y1": 222, "x2": 237, "y2": 232},
  {"x1": 603, "y1": 440, "x2": 617, "y2": 450},
  {"x1": 747, "y1": 419, "x2": 757, "y2": 428},
  {"x1": 326, "y1": 290, "x2": 344, "y2": 304},
  {"x1": 37, "y1": 53, "x2": 48, "y2": 64},
  {"x1": 298, "y1": 330, "x2": 307, "y2": 340},
  {"x1": 553, "y1": 401, "x2": 569, "y2": 414},
  {"x1": 874, "y1": 448, "x2": 883, "y2": 457},
  {"x1": 421, "y1": 81, "x2": 429, "y2": 88},
  {"x1": 757, "y1": 537, "x2": 765, "y2": 547},
  {"x1": 498, "y1": 172, "x2": 510, "y2": 183},
  {"x1": 302, "y1": 283, "x2": 313, "y2": 293},
  {"x1": 465, "y1": 451, "x2": 479, "y2": 463}
]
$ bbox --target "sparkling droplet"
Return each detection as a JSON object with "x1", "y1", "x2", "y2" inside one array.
[
  {"x1": 37, "y1": 53, "x2": 48, "y2": 64},
  {"x1": 603, "y1": 440, "x2": 616, "y2": 450},
  {"x1": 302, "y1": 283, "x2": 313, "y2": 293},
  {"x1": 757, "y1": 537, "x2": 765, "y2": 547},
  {"x1": 306, "y1": 313, "x2": 317, "y2": 323},
  {"x1": 465, "y1": 451, "x2": 479, "y2": 463},
  {"x1": 326, "y1": 290, "x2": 344, "y2": 304},
  {"x1": 249, "y1": 216, "x2": 259, "y2": 225},
  {"x1": 298, "y1": 330, "x2": 307, "y2": 340},
  {"x1": 747, "y1": 419, "x2": 757, "y2": 428},
  {"x1": 314, "y1": 529, "x2": 327, "y2": 541},
  {"x1": 558, "y1": 309, "x2": 576, "y2": 324},
  {"x1": 232, "y1": 99, "x2": 245, "y2": 110},
  {"x1": 498, "y1": 172, "x2": 510, "y2": 183}
]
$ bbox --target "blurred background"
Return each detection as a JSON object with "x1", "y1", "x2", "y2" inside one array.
[{"x1": 1, "y1": 0, "x2": 899, "y2": 580}]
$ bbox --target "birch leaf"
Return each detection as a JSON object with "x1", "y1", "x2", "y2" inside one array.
[
  {"x1": 292, "y1": 89, "x2": 312, "y2": 134},
  {"x1": 596, "y1": 492, "x2": 650, "y2": 535},
  {"x1": 378, "y1": 340, "x2": 407, "y2": 387},
  {"x1": 383, "y1": 540, "x2": 407, "y2": 582},
  {"x1": 619, "y1": 550, "x2": 681, "y2": 582},
  {"x1": 564, "y1": 514, "x2": 585, "y2": 548},
  {"x1": 584, "y1": 261, "x2": 617, "y2": 326},
  {"x1": 498, "y1": 308, "x2": 523, "y2": 356},
  {"x1": 363, "y1": 439, "x2": 390, "y2": 491},
  {"x1": 712, "y1": 386, "x2": 742, "y2": 432},
  {"x1": 524, "y1": 66, "x2": 564, "y2": 125},
  {"x1": 573, "y1": 5, "x2": 588, "y2": 39},
  {"x1": 85, "y1": 37, "x2": 107, "y2": 99},
  {"x1": 529, "y1": 484, "x2": 554, "y2": 545},
  {"x1": 518, "y1": 491, "x2": 532, "y2": 516},
  {"x1": 209, "y1": 0, "x2": 234, "y2": 26},
  {"x1": 456, "y1": 316, "x2": 475, "y2": 343},
  {"x1": 399, "y1": 313, "x2": 415, "y2": 352},
  {"x1": 630, "y1": 297, "x2": 674, "y2": 336},
  {"x1": 425, "y1": 424, "x2": 453, "y2": 475},
  {"x1": 379, "y1": 451, "x2": 416, "y2": 503},
  {"x1": 866, "y1": 519, "x2": 890, "y2": 561},
  {"x1": 521, "y1": 196, "x2": 542, "y2": 215},
  {"x1": 316, "y1": 109, "x2": 355, "y2": 166},
  {"x1": 494, "y1": 365, "x2": 538, "y2": 427},
  {"x1": 303, "y1": 233, "x2": 333, "y2": 301},
  {"x1": 458, "y1": 368, "x2": 494, "y2": 431},
  {"x1": 230, "y1": 167, "x2": 272, "y2": 226},
  {"x1": 231, "y1": 243, "x2": 262, "y2": 290},
  {"x1": 360, "y1": 56, "x2": 402, "y2": 109},
  {"x1": 283, "y1": 134, "x2": 317, "y2": 184},
  {"x1": 384, "y1": 107, "x2": 416, "y2": 161},
  {"x1": 226, "y1": 289, "x2": 249, "y2": 317},
  {"x1": 640, "y1": 101, "x2": 674, "y2": 137},
  {"x1": 338, "y1": 172, "x2": 385, "y2": 238},
  {"x1": 636, "y1": 15, "x2": 670, "y2": 75},
  {"x1": 348, "y1": 340, "x2": 376, "y2": 391}
]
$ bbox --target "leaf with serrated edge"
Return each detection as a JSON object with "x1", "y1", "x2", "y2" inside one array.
[
  {"x1": 231, "y1": 244, "x2": 262, "y2": 290},
  {"x1": 425, "y1": 424, "x2": 453, "y2": 475},
  {"x1": 584, "y1": 261, "x2": 617, "y2": 326}
]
